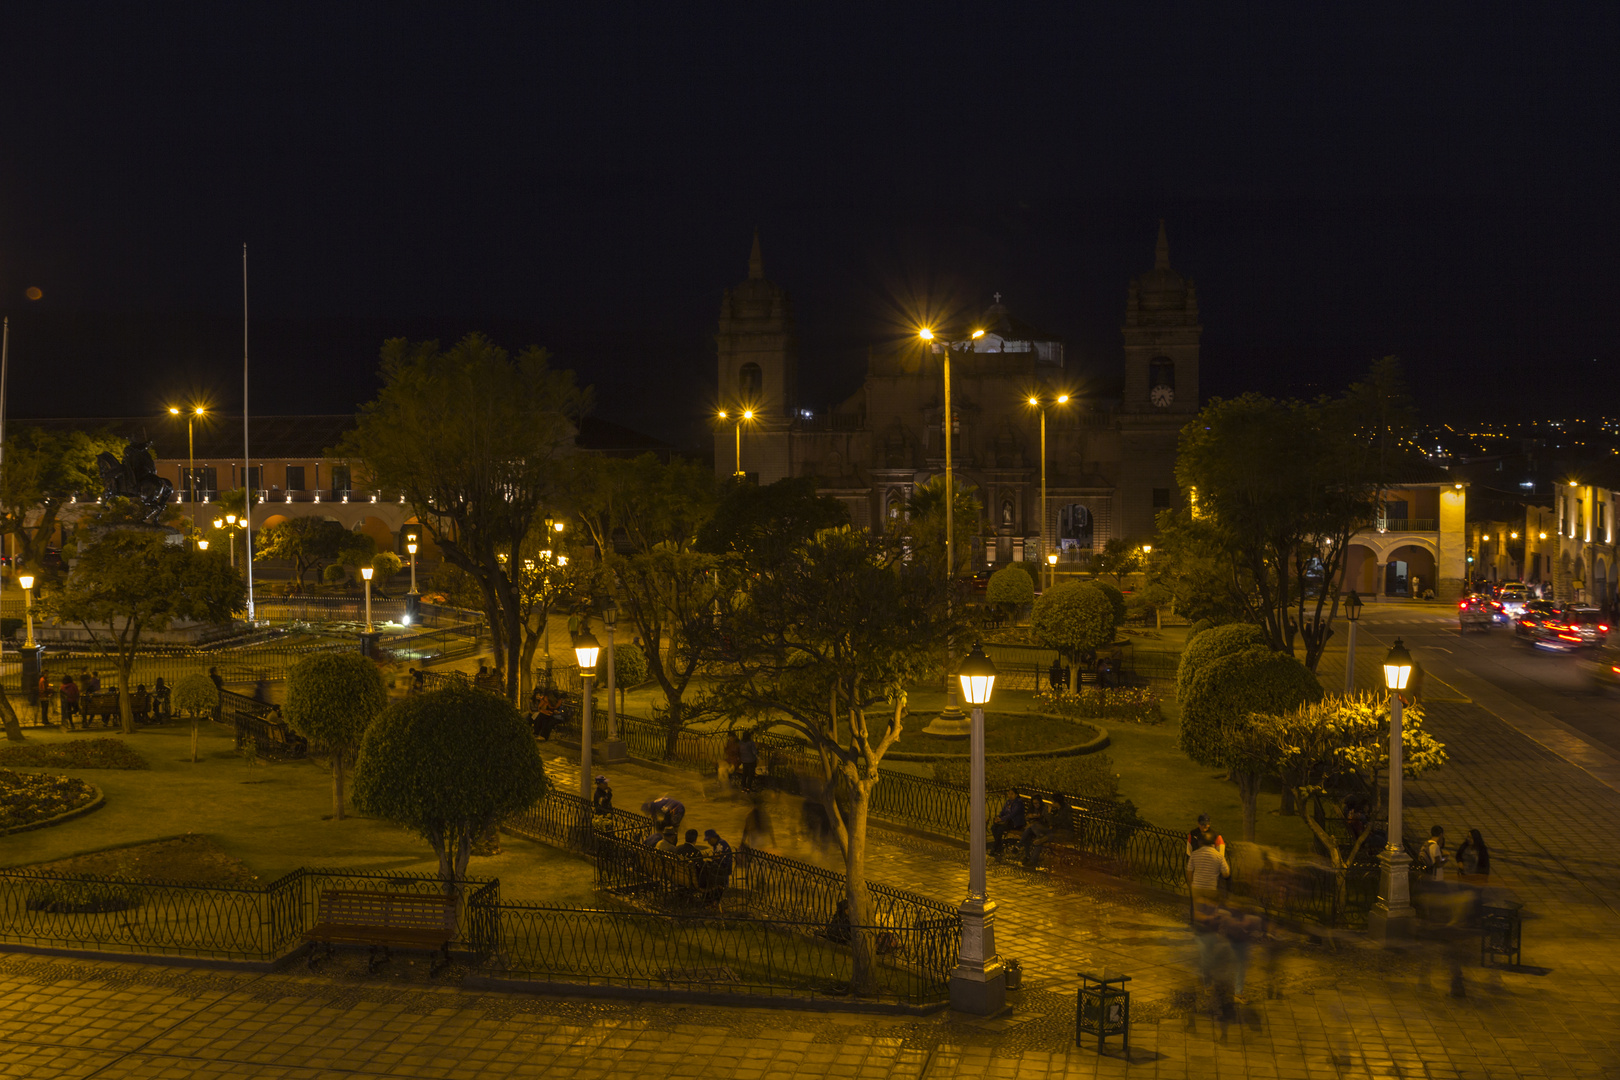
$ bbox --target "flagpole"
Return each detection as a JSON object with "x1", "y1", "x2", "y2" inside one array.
[
  {"x1": 242, "y1": 245, "x2": 255, "y2": 622},
  {"x1": 0, "y1": 318, "x2": 8, "y2": 650}
]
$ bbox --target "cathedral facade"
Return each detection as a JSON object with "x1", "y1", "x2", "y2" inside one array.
[{"x1": 713, "y1": 224, "x2": 1201, "y2": 567}]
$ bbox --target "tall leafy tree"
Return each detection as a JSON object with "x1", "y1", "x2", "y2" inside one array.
[
  {"x1": 255, "y1": 517, "x2": 374, "y2": 594},
  {"x1": 695, "y1": 476, "x2": 849, "y2": 570},
  {"x1": 0, "y1": 425, "x2": 124, "y2": 578},
  {"x1": 284, "y1": 653, "x2": 388, "y2": 820},
  {"x1": 49, "y1": 531, "x2": 246, "y2": 733},
  {"x1": 702, "y1": 526, "x2": 949, "y2": 994},
  {"x1": 342, "y1": 334, "x2": 589, "y2": 701}
]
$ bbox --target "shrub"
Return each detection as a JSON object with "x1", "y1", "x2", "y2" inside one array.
[
  {"x1": 986, "y1": 565, "x2": 1035, "y2": 611},
  {"x1": 1179, "y1": 644, "x2": 1322, "y2": 768},
  {"x1": 1036, "y1": 685, "x2": 1163, "y2": 724},
  {"x1": 0, "y1": 739, "x2": 147, "y2": 770},
  {"x1": 1031, "y1": 581, "x2": 1116, "y2": 663},
  {"x1": 322, "y1": 563, "x2": 349, "y2": 586},
  {"x1": 352, "y1": 683, "x2": 548, "y2": 882},
  {"x1": 1175, "y1": 622, "x2": 1265, "y2": 702},
  {"x1": 371, "y1": 551, "x2": 404, "y2": 581},
  {"x1": 1092, "y1": 580, "x2": 1126, "y2": 626},
  {"x1": 26, "y1": 879, "x2": 141, "y2": 914},
  {"x1": 171, "y1": 673, "x2": 217, "y2": 718},
  {"x1": 613, "y1": 641, "x2": 649, "y2": 688},
  {"x1": 284, "y1": 652, "x2": 388, "y2": 820}
]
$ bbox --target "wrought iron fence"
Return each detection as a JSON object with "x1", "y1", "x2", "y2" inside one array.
[
  {"x1": 490, "y1": 904, "x2": 954, "y2": 1006},
  {"x1": 0, "y1": 866, "x2": 488, "y2": 962},
  {"x1": 501, "y1": 789, "x2": 652, "y2": 857}
]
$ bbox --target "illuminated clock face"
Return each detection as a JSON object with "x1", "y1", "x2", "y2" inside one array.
[{"x1": 1150, "y1": 384, "x2": 1174, "y2": 407}]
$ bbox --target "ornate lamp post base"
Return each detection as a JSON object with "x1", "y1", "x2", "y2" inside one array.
[
  {"x1": 1367, "y1": 847, "x2": 1416, "y2": 943},
  {"x1": 949, "y1": 896, "x2": 1006, "y2": 1015},
  {"x1": 602, "y1": 738, "x2": 628, "y2": 764}
]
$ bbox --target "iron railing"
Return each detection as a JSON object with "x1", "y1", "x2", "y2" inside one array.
[
  {"x1": 0, "y1": 866, "x2": 488, "y2": 962},
  {"x1": 490, "y1": 904, "x2": 954, "y2": 1006}
]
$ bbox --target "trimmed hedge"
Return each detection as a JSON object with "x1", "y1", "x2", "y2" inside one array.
[{"x1": 1179, "y1": 645, "x2": 1323, "y2": 768}]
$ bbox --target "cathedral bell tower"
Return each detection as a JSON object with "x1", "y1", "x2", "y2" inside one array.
[
  {"x1": 715, "y1": 231, "x2": 797, "y2": 481},
  {"x1": 1116, "y1": 221, "x2": 1202, "y2": 537}
]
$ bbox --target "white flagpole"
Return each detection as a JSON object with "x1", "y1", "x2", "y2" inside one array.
[
  {"x1": 0, "y1": 317, "x2": 8, "y2": 648},
  {"x1": 242, "y1": 245, "x2": 255, "y2": 622}
]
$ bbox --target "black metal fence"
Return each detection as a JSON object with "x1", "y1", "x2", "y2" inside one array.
[
  {"x1": 0, "y1": 866, "x2": 490, "y2": 962},
  {"x1": 489, "y1": 904, "x2": 954, "y2": 1006}
]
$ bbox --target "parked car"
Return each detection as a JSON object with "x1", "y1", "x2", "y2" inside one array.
[{"x1": 1458, "y1": 595, "x2": 1495, "y2": 633}]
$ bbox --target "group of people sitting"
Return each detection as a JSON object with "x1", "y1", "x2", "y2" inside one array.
[
  {"x1": 619, "y1": 789, "x2": 736, "y2": 905},
  {"x1": 39, "y1": 671, "x2": 171, "y2": 729},
  {"x1": 991, "y1": 788, "x2": 1070, "y2": 866},
  {"x1": 523, "y1": 684, "x2": 567, "y2": 740}
]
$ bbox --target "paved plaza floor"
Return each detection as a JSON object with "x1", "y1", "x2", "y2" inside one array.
[{"x1": 6, "y1": 632, "x2": 1620, "y2": 1077}]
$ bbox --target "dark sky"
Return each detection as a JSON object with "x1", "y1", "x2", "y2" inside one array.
[{"x1": 2, "y1": 5, "x2": 1617, "y2": 449}]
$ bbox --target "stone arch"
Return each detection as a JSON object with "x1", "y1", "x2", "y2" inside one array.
[
  {"x1": 1343, "y1": 543, "x2": 1380, "y2": 596},
  {"x1": 357, "y1": 516, "x2": 395, "y2": 553},
  {"x1": 1383, "y1": 543, "x2": 1437, "y2": 598}
]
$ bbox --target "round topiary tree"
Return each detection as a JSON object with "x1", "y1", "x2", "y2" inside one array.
[
  {"x1": 1031, "y1": 581, "x2": 1116, "y2": 666},
  {"x1": 1092, "y1": 579, "x2": 1127, "y2": 627},
  {"x1": 172, "y1": 672, "x2": 219, "y2": 764},
  {"x1": 322, "y1": 563, "x2": 349, "y2": 587},
  {"x1": 1175, "y1": 621, "x2": 1266, "y2": 702},
  {"x1": 1179, "y1": 644, "x2": 1323, "y2": 839},
  {"x1": 284, "y1": 652, "x2": 388, "y2": 820},
  {"x1": 612, "y1": 641, "x2": 649, "y2": 713},
  {"x1": 371, "y1": 551, "x2": 404, "y2": 589},
  {"x1": 351, "y1": 683, "x2": 548, "y2": 883},
  {"x1": 986, "y1": 565, "x2": 1035, "y2": 619}
]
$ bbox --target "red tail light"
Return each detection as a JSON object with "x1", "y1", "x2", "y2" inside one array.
[
  {"x1": 1601, "y1": 625, "x2": 1611, "y2": 634},
  {"x1": 1459, "y1": 602, "x2": 1468, "y2": 609}
]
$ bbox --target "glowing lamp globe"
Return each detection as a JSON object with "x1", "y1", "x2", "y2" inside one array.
[
  {"x1": 574, "y1": 629, "x2": 601, "y2": 672},
  {"x1": 1383, "y1": 638, "x2": 1414, "y2": 691},
  {"x1": 957, "y1": 643, "x2": 998, "y2": 707}
]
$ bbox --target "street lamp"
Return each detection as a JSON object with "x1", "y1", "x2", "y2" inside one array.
[
  {"x1": 406, "y1": 535, "x2": 419, "y2": 595},
  {"x1": 360, "y1": 566, "x2": 374, "y2": 633},
  {"x1": 18, "y1": 573, "x2": 35, "y2": 649},
  {"x1": 921, "y1": 325, "x2": 983, "y2": 727},
  {"x1": 1370, "y1": 637, "x2": 1415, "y2": 942},
  {"x1": 574, "y1": 628, "x2": 601, "y2": 797},
  {"x1": 1343, "y1": 590, "x2": 1363, "y2": 692},
  {"x1": 197, "y1": 539, "x2": 209, "y2": 551},
  {"x1": 1026, "y1": 392, "x2": 1071, "y2": 590},
  {"x1": 169, "y1": 404, "x2": 205, "y2": 539},
  {"x1": 718, "y1": 409, "x2": 756, "y2": 479},
  {"x1": 1046, "y1": 551, "x2": 1059, "y2": 589},
  {"x1": 950, "y1": 642, "x2": 1005, "y2": 1014},
  {"x1": 602, "y1": 597, "x2": 625, "y2": 762}
]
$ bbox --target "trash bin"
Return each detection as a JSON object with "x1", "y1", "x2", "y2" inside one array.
[
  {"x1": 1076, "y1": 970, "x2": 1131, "y2": 1054},
  {"x1": 1480, "y1": 901, "x2": 1523, "y2": 967}
]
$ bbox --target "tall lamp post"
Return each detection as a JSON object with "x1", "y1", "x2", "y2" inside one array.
[
  {"x1": 1046, "y1": 551, "x2": 1058, "y2": 591},
  {"x1": 18, "y1": 573, "x2": 35, "y2": 649},
  {"x1": 920, "y1": 325, "x2": 984, "y2": 729},
  {"x1": 404, "y1": 534, "x2": 421, "y2": 626},
  {"x1": 18, "y1": 572, "x2": 41, "y2": 713},
  {"x1": 1026, "y1": 392, "x2": 1069, "y2": 585},
  {"x1": 1343, "y1": 590, "x2": 1363, "y2": 692},
  {"x1": 1369, "y1": 637, "x2": 1415, "y2": 943},
  {"x1": 574, "y1": 629, "x2": 601, "y2": 797},
  {"x1": 718, "y1": 409, "x2": 756, "y2": 479},
  {"x1": 406, "y1": 535, "x2": 419, "y2": 594},
  {"x1": 602, "y1": 598, "x2": 626, "y2": 762},
  {"x1": 168, "y1": 404, "x2": 205, "y2": 539},
  {"x1": 950, "y1": 643, "x2": 1005, "y2": 1014}
]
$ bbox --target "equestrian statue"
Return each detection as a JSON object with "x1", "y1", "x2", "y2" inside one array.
[{"x1": 96, "y1": 439, "x2": 174, "y2": 524}]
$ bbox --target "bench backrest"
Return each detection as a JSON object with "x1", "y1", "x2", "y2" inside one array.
[{"x1": 316, "y1": 889, "x2": 458, "y2": 933}]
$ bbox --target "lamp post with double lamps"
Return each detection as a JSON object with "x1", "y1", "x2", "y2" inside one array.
[
  {"x1": 168, "y1": 404, "x2": 205, "y2": 540},
  {"x1": 1026, "y1": 392, "x2": 1070, "y2": 585},
  {"x1": 919, "y1": 325, "x2": 984, "y2": 729},
  {"x1": 949, "y1": 643, "x2": 1006, "y2": 1014},
  {"x1": 1369, "y1": 638, "x2": 1416, "y2": 942},
  {"x1": 718, "y1": 409, "x2": 756, "y2": 479},
  {"x1": 574, "y1": 629, "x2": 601, "y2": 797}
]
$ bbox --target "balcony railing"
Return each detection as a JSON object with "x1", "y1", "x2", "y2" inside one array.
[{"x1": 1378, "y1": 518, "x2": 1438, "y2": 532}]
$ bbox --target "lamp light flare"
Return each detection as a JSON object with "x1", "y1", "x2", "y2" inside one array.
[
  {"x1": 971, "y1": 329, "x2": 985, "y2": 339},
  {"x1": 918, "y1": 328, "x2": 935, "y2": 341}
]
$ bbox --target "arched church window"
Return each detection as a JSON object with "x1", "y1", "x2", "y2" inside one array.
[
  {"x1": 885, "y1": 490, "x2": 904, "y2": 529},
  {"x1": 739, "y1": 363, "x2": 763, "y2": 400},
  {"x1": 1149, "y1": 357, "x2": 1175, "y2": 390},
  {"x1": 1059, "y1": 503, "x2": 1093, "y2": 551}
]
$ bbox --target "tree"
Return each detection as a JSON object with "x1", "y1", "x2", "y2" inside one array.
[
  {"x1": 695, "y1": 476, "x2": 849, "y2": 571},
  {"x1": 1175, "y1": 622, "x2": 1266, "y2": 703},
  {"x1": 1091, "y1": 580, "x2": 1127, "y2": 627},
  {"x1": 1179, "y1": 644, "x2": 1323, "y2": 839},
  {"x1": 171, "y1": 672, "x2": 218, "y2": 763},
  {"x1": 986, "y1": 564, "x2": 1034, "y2": 618},
  {"x1": 342, "y1": 334, "x2": 590, "y2": 702},
  {"x1": 351, "y1": 683, "x2": 548, "y2": 883},
  {"x1": 1030, "y1": 581, "x2": 1116, "y2": 665},
  {"x1": 284, "y1": 653, "x2": 388, "y2": 820},
  {"x1": 573, "y1": 455, "x2": 721, "y2": 750},
  {"x1": 50, "y1": 530, "x2": 245, "y2": 733},
  {"x1": 1090, "y1": 537, "x2": 1141, "y2": 584},
  {"x1": 611, "y1": 641, "x2": 648, "y2": 714},
  {"x1": 904, "y1": 475, "x2": 981, "y2": 577},
  {"x1": 255, "y1": 518, "x2": 373, "y2": 594},
  {"x1": 702, "y1": 526, "x2": 948, "y2": 995},
  {"x1": 508, "y1": 524, "x2": 599, "y2": 698},
  {"x1": 0, "y1": 425, "x2": 124, "y2": 579},
  {"x1": 1268, "y1": 692, "x2": 1446, "y2": 914}
]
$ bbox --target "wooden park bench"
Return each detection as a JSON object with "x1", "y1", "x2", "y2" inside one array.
[
  {"x1": 303, "y1": 889, "x2": 458, "y2": 974},
  {"x1": 82, "y1": 692, "x2": 120, "y2": 726}
]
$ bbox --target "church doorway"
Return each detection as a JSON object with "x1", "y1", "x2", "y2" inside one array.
[{"x1": 1059, "y1": 504, "x2": 1093, "y2": 554}]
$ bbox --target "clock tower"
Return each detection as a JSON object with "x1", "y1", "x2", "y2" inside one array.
[{"x1": 1116, "y1": 221, "x2": 1202, "y2": 537}]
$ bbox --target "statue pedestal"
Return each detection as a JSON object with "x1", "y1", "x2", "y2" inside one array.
[{"x1": 921, "y1": 713, "x2": 972, "y2": 737}]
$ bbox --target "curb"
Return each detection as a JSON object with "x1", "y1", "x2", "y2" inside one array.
[{"x1": 0, "y1": 785, "x2": 106, "y2": 837}]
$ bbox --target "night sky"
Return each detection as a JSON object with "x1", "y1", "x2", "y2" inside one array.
[{"x1": 3, "y1": 6, "x2": 1617, "y2": 449}]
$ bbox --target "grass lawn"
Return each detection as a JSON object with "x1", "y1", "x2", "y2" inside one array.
[{"x1": 0, "y1": 721, "x2": 599, "y2": 903}]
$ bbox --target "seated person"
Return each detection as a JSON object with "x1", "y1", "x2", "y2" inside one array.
[
  {"x1": 152, "y1": 677, "x2": 171, "y2": 717},
  {"x1": 825, "y1": 898, "x2": 852, "y2": 944},
  {"x1": 591, "y1": 775, "x2": 614, "y2": 816},
  {"x1": 655, "y1": 827, "x2": 678, "y2": 854},
  {"x1": 991, "y1": 790, "x2": 1027, "y2": 856},
  {"x1": 131, "y1": 685, "x2": 152, "y2": 723},
  {"x1": 675, "y1": 828, "x2": 704, "y2": 859},
  {"x1": 1020, "y1": 812, "x2": 1053, "y2": 866}
]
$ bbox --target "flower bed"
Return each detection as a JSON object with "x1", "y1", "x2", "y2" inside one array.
[
  {"x1": 0, "y1": 769, "x2": 99, "y2": 831},
  {"x1": 0, "y1": 739, "x2": 148, "y2": 771},
  {"x1": 1035, "y1": 685, "x2": 1163, "y2": 724}
]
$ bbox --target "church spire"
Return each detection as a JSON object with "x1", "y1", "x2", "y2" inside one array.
[
  {"x1": 1155, "y1": 218, "x2": 1170, "y2": 270},
  {"x1": 748, "y1": 228, "x2": 764, "y2": 280}
]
